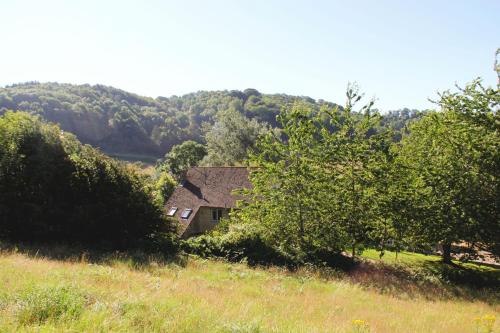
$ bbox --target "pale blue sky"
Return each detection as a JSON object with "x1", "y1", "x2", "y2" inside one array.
[{"x1": 1, "y1": 0, "x2": 499, "y2": 110}]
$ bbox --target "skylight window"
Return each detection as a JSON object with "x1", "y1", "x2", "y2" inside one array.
[
  {"x1": 167, "y1": 207, "x2": 177, "y2": 216},
  {"x1": 180, "y1": 208, "x2": 193, "y2": 219}
]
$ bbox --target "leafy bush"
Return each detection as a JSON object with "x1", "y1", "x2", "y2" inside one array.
[
  {"x1": 182, "y1": 224, "x2": 294, "y2": 267},
  {"x1": 0, "y1": 112, "x2": 177, "y2": 249},
  {"x1": 182, "y1": 221, "x2": 358, "y2": 269},
  {"x1": 154, "y1": 171, "x2": 177, "y2": 203}
]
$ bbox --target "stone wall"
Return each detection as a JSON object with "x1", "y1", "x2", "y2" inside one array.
[{"x1": 183, "y1": 207, "x2": 230, "y2": 237}]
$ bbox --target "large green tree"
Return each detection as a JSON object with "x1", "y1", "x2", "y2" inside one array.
[
  {"x1": 438, "y1": 76, "x2": 499, "y2": 258},
  {"x1": 163, "y1": 140, "x2": 207, "y2": 179},
  {"x1": 316, "y1": 86, "x2": 391, "y2": 258},
  {"x1": 397, "y1": 76, "x2": 499, "y2": 262},
  {"x1": 238, "y1": 86, "x2": 392, "y2": 260},
  {"x1": 201, "y1": 107, "x2": 272, "y2": 166},
  {"x1": 238, "y1": 101, "x2": 340, "y2": 261}
]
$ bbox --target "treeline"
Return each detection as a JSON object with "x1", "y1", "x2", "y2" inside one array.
[
  {"x1": 188, "y1": 78, "x2": 499, "y2": 265},
  {"x1": 0, "y1": 112, "x2": 177, "y2": 250},
  {"x1": 0, "y1": 83, "x2": 422, "y2": 162}
]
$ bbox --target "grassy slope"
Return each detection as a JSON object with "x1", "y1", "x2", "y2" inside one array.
[{"x1": 0, "y1": 250, "x2": 498, "y2": 333}]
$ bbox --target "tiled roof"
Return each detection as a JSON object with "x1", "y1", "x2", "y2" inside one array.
[{"x1": 165, "y1": 167, "x2": 251, "y2": 231}]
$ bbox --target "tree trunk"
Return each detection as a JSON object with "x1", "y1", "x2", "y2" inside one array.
[
  {"x1": 442, "y1": 242, "x2": 452, "y2": 264},
  {"x1": 298, "y1": 205, "x2": 305, "y2": 247}
]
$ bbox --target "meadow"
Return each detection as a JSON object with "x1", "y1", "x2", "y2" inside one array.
[{"x1": 0, "y1": 245, "x2": 498, "y2": 333}]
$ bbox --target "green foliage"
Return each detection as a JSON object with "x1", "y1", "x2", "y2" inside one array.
[
  {"x1": 0, "y1": 83, "x2": 420, "y2": 163},
  {"x1": 182, "y1": 224, "x2": 292, "y2": 266},
  {"x1": 396, "y1": 77, "x2": 499, "y2": 260},
  {"x1": 316, "y1": 86, "x2": 391, "y2": 257},
  {"x1": 438, "y1": 81, "x2": 499, "y2": 257},
  {"x1": 237, "y1": 101, "x2": 330, "y2": 260},
  {"x1": 236, "y1": 85, "x2": 392, "y2": 260},
  {"x1": 0, "y1": 112, "x2": 177, "y2": 248},
  {"x1": 154, "y1": 171, "x2": 177, "y2": 202},
  {"x1": 380, "y1": 108, "x2": 424, "y2": 141},
  {"x1": 228, "y1": 73, "x2": 499, "y2": 265},
  {"x1": 201, "y1": 107, "x2": 274, "y2": 166},
  {"x1": 162, "y1": 140, "x2": 207, "y2": 178}
]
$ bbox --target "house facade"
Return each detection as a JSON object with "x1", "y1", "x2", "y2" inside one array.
[{"x1": 165, "y1": 167, "x2": 251, "y2": 238}]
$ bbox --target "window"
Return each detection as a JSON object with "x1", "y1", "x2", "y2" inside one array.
[
  {"x1": 180, "y1": 208, "x2": 192, "y2": 219},
  {"x1": 167, "y1": 207, "x2": 177, "y2": 216},
  {"x1": 212, "y1": 208, "x2": 223, "y2": 223}
]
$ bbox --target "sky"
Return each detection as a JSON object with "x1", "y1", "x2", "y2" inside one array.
[{"x1": 1, "y1": 0, "x2": 499, "y2": 111}]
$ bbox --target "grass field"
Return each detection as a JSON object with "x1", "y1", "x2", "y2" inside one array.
[
  {"x1": 0, "y1": 247, "x2": 498, "y2": 333},
  {"x1": 362, "y1": 248, "x2": 499, "y2": 269},
  {"x1": 105, "y1": 152, "x2": 159, "y2": 165}
]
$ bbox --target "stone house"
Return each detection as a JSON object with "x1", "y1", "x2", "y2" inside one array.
[{"x1": 165, "y1": 167, "x2": 251, "y2": 238}]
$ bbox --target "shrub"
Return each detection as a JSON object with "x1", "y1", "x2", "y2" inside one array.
[
  {"x1": 154, "y1": 171, "x2": 176, "y2": 203},
  {"x1": 0, "y1": 112, "x2": 178, "y2": 250},
  {"x1": 182, "y1": 221, "x2": 359, "y2": 270},
  {"x1": 182, "y1": 224, "x2": 293, "y2": 267}
]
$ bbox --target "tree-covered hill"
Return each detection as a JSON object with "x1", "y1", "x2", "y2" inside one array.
[{"x1": 0, "y1": 82, "x2": 422, "y2": 159}]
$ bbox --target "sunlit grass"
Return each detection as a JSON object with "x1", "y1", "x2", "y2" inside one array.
[
  {"x1": 361, "y1": 248, "x2": 499, "y2": 272},
  {"x1": 0, "y1": 250, "x2": 498, "y2": 333},
  {"x1": 361, "y1": 248, "x2": 441, "y2": 264}
]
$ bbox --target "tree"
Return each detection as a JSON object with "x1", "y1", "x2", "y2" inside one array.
[
  {"x1": 201, "y1": 107, "x2": 271, "y2": 166},
  {"x1": 316, "y1": 85, "x2": 389, "y2": 258},
  {"x1": 382, "y1": 147, "x2": 420, "y2": 259},
  {"x1": 397, "y1": 107, "x2": 498, "y2": 262},
  {"x1": 436, "y1": 75, "x2": 499, "y2": 258},
  {"x1": 237, "y1": 101, "x2": 342, "y2": 261},
  {"x1": 163, "y1": 140, "x2": 207, "y2": 178},
  {"x1": 237, "y1": 85, "x2": 392, "y2": 261}
]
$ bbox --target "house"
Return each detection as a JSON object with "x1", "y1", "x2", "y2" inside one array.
[{"x1": 165, "y1": 167, "x2": 251, "y2": 238}]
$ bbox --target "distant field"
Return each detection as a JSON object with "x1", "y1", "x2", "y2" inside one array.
[
  {"x1": 106, "y1": 152, "x2": 159, "y2": 165},
  {"x1": 106, "y1": 152, "x2": 158, "y2": 176},
  {"x1": 0, "y1": 248, "x2": 498, "y2": 333}
]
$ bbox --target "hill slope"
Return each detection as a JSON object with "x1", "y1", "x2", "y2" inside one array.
[
  {"x1": 0, "y1": 248, "x2": 497, "y2": 333},
  {"x1": 0, "y1": 82, "x2": 421, "y2": 159},
  {"x1": 0, "y1": 83, "x2": 317, "y2": 158}
]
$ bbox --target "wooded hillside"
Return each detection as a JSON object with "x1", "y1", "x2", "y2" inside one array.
[{"x1": 0, "y1": 83, "x2": 421, "y2": 159}]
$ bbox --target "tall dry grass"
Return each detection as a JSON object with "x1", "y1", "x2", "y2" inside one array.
[{"x1": 0, "y1": 247, "x2": 498, "y2": 333}]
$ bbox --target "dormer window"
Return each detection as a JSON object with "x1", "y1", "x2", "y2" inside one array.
[
  {"x1": 167, "y1": 207, "x2": 177, "y2": 216},
  {"x1": 181, "y1": 208, "x2": 193, "y2": 219}
]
